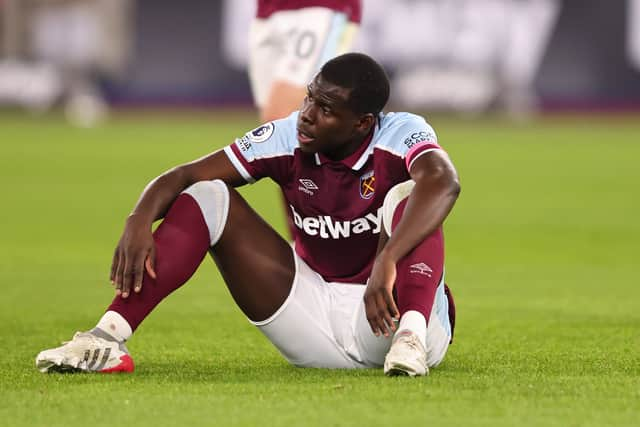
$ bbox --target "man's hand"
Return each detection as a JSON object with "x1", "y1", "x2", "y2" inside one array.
[
  {"x1": 110, "y1": 215, "x2": 157, "y2": 298},
  {"x1": 105, "y1": 150, "x2": 246, "y2": 298},
  {"x1": 363, "y1": 250, "x2": 399, "y2": 337}
]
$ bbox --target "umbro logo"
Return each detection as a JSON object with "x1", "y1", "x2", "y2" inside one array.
[
  {"x1": 298, "y1": 178, "x2": 318, "y2": 195},
  {"x1": 299, "y1": 179, "x2": 318, "y2": 189},
  {"x1": 409, "y1": 262, "x2": 433, "y2": 277}
]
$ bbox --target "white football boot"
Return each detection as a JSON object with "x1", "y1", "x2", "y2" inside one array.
[
  {"x1": 383, "y1": 330, "x2": 428, "y2": 377},
  {"x1": 36, "y1": 329, "x2": 134, "y2": 373}
]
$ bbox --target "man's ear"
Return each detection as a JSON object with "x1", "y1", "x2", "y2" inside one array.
[{"x1": 356, "y1": 113, "x2": 376, "y2": 133}]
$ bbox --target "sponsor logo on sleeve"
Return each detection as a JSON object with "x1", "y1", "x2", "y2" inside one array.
[
  {"x1": 403, "y1": 130, "x2": 436, "y2": 149},
  {"x1": 236, "y1": 135, "x2": 252, "y2": 152},
  {"x1": 359, "y1": 171, "x2": 376, "y2": 199},
  {"x1": 248, "y1": 122, "x2": 275, "y2": 143}
]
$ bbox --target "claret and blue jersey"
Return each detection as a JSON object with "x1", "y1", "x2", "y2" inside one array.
[{"x1": 224, "y1": 111, "x2": 443, "y2": 284}]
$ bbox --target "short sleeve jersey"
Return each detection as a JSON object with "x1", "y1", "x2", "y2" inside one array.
[{"x1": 224, "y1": 111, "x2": 441, "y2": 284}]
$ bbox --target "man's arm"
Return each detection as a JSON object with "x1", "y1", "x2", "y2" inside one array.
[
  {"x1": 128, "y1": 150, "x2": 245, "y2": 224},
  {"x1": 111, "y1": 150, "x2": 246, "y2": 298},
  {"x1": 381, "y1": 150, "x2": 460, "y2": 266},
  {"x1": 364, "y1": 150, "x2": 460, "y2": 336}
]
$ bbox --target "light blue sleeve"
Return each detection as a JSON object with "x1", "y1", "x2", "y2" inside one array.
[
  {"x1": 373, "y1": 112, "x2": 439, "y2": 158},
  {"x1": 224, "y1": 112, "x2": 299, "y2": 183}
]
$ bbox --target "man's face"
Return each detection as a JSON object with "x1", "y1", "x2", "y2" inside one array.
[{"x1": 296, "y1": 75, "x2": 369, "y2": 159}]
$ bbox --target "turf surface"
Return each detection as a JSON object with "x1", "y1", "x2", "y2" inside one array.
[{"x1": 1, "y1": 110, "x2": 638, "y2": 426}]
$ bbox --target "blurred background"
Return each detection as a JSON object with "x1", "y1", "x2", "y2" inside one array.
[
  {"x1": 1, "y1": 4, "x2": 638, "y2": 424},
  {"x1": 1, "y1": 0, "x2": 640, "y2": 125}
]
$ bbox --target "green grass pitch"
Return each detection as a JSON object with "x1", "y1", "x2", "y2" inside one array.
[{"x1": 0, "y1": 110, "x2": 638, "y2": 426}]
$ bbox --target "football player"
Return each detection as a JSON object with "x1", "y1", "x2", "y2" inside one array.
[
  {"x1": 36, "y1": 53, "x2": 459, "y2": 377},
  {"x1": 249, "y1": 0, "x2": 362, "y2": 237},
  {"x1": 249, "y1": 0, "x2": 361, "y2": 123}
]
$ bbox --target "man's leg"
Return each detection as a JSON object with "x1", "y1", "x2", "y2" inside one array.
[
  {"x1": 247, "y1": 16, "x2": 276, "y2": 121},
  {"x1": 351, "y1": 211, "x2": 449, "y2": 374},
  {"x1": 108, "y1": 180, "x2": 296, "y2": 327},
  {"x1": 207, "y1": 183, "x2": 295, "y2": 321},
  {"x1": 260, "y1": 81, "x2": 306, "y2": 123},
  {"x1": 348, "y1": 181, "x2": 451, "y2": 376},
  {"x1": 382, "y1": 182, "x2": 452, "y2": 376},
  {"x1": 37, "y1": 180, "x2": 295, "y2": 372},
  {"x1": 104, "y1": 180, "x2": 295, "y2": 328}
]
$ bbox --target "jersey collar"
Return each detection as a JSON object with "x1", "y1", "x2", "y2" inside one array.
[{"x1": 314, "y1": 116, "x2": 380, "y2": 170}]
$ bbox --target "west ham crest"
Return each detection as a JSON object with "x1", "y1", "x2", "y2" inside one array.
[{"x1": 359, "y1": 171, "x2": 375, "y2": 199}]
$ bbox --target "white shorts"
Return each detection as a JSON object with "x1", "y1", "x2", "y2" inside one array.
[
  {"x1": 251, "y1": 250, "x2": 452, "y2": 369},
  {"x1": 248, "y1": 7, "x2": 359, "y2": 107}
]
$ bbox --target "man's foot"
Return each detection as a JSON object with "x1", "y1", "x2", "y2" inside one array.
[
  {"x1": 35, "y1": 329, "x2": 134, "y2": 373},
  {"x1": 383, "y1": 330, "x2": 428, "y2": 377}
]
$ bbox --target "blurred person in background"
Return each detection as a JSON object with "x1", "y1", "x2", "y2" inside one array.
[
  {"x1": 248, "y1": 0, "x2": 361, "y2": 124},
  {"x1": 0, "y1": 0, "x2": 133, "y2": 126}
]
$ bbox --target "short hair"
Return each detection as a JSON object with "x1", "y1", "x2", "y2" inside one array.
[{"x1": 319, "y1": 53, "x2": 390, "y2": 115}]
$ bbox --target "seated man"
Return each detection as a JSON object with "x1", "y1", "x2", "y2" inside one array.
[{"x1": 36, "y1": 53, "x2": 460, "y2": 377}]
